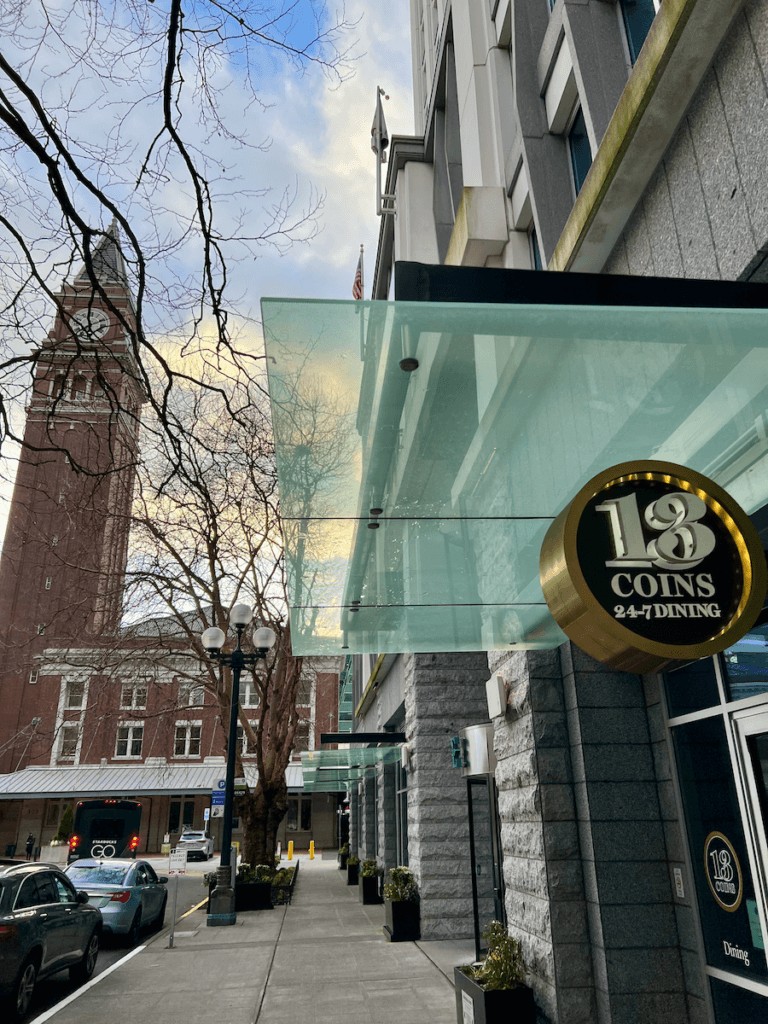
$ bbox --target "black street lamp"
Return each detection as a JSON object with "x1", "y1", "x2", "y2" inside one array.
[{"x1": 201, "y1": 604, "x2": 275, "y2": 926}]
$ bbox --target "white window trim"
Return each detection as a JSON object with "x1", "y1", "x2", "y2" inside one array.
[
  {"x1": 51, "y1": 676, "x2": 89, "y2": 766},
  {"x1": 239, "y1": 679, "x2": 260, "y2": 709},
  {"x1": 120, "y1": 681, "x2": 148, "y2": 711},
  {"x1": 173, "y1": 720, "x2": 203, "y2": 758},
  {"x1": 237, "y1": 720, "x2": 260, "y2": 757},
  {"x1": 115, "y1": 721, "x2": 144, "y2": 760},
  {"x1": 57, "y1": 722, "x2": 81, "y2": 762},
  {"x1": 178, "y1": 682, "x2": 205, "y2": 708}
]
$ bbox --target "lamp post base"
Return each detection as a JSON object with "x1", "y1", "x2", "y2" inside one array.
[{"x1": 207, "y1": 866, "x2": 236, "y2": 926}]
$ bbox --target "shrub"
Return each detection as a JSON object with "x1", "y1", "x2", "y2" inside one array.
[
  {"x1": 465, "y1": 921, "x2": 526, "y2": 991},
  {"x1": 273, "y1": 867, "x2": 295, "y2": 886},
  {"x1": 237, "y1": 863, "x2": 275, "y2": 883},
  {"x1": 383, "y1": 866, "x2": 419, "y2": 903},
  {"x1": 361, "y1": 859, "x2": 379, "y2": 877},
  {"x1": 347, "y1": 854, "x2": 359, "y2": 867},
  {"x1": 339, "y1": 842, "x2": 349, "y2": 855}
]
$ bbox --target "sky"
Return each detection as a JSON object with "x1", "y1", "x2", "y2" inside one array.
[{"x1": 0, "y1": 0, "x2": 414, "y2": 547}]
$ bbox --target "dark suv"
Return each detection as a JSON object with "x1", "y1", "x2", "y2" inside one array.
[{"x1": 0, "y1": 861, "x2": 102, "y2": 1020}]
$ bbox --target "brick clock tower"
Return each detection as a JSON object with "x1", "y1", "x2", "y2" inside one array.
[{"x1": 0, "y1": 226, "x2": 144, "y2": 773}]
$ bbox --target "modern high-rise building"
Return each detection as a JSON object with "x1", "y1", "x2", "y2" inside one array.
[{"x1": 263, "y1": 3, "x2": 768, "y2": 1022}]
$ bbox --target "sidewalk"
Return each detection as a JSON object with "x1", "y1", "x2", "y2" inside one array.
[{"x1": 40, "y1": 853, "x2": 473, "y2": 1024}]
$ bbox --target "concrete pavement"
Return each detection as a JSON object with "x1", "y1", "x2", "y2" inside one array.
[{"x1": 34, "y1": 853, "x2": 474, "y2": 1024}]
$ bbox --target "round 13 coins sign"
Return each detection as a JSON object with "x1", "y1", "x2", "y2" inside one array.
[
  {"x1": 539, "y1": 461, "x2": 767, "y2": 672},
  {"x1": 704, "y1": 831, "x2": 743, "y2": 913}
]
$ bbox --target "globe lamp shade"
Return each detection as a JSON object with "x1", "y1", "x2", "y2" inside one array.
[
  {"x1": 230, "y1": 603, "x2": 253, "y2": 628},
  {"x1": 253, "y1": 626, "x2": 277, "y2": 650},
  {"x1": 201, "y1": 626, "x2": 226, "y2": 651}
]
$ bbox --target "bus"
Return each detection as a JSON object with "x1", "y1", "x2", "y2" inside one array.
[{"x1": 68, "y1": 799, "x2": 142, "y2": 862}]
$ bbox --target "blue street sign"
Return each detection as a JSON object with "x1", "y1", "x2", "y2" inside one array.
[{"x1": 211, "y1": 791, "x2": 226, "y2": 806}]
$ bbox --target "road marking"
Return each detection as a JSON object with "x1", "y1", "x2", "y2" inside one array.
[
  {"x1": 177, "y1": 896, "x2": 208, "y2": 921},
  {"x1": 28, "y1": 946, "x2": 146, "y2": 1024}
]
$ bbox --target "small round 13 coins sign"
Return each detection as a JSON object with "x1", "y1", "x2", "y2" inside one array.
[
  {"x1": 704, "y1": 831, "x2": 743, "y2": 912},
  {"x1": 539, "y1": 461, "x2": 767, "y2": 672}
]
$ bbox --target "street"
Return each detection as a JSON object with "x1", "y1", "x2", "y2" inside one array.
[{"x1": 22, "y1": 858, "x2": 212, "y2": 1024}]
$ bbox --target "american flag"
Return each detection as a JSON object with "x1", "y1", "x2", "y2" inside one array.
[{"x1": 352, "y1": 252, "x2": 363, "y2": 300}]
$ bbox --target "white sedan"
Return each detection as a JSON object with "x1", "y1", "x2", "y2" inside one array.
[{"x1": 174, "y1": 830, "x2": 214, "y2": 860}]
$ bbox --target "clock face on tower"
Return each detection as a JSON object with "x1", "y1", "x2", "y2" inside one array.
[{"x1": 71, "y1": 308, "x2": 109, "y2": 341}]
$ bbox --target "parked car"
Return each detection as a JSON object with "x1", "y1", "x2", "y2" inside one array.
[
  {"x1": 174, "y1": 830, "x2": 214, "y2": 861},
  {"x1": 65, "y1": 859, "x2": 168, "y2": 947},
  {"x1": 0, "y1": 861, "x2": 101, "y2": 1020}
]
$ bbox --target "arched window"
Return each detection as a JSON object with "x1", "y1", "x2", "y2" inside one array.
[{"x1": 71, "y1": 376, "x2": 88, "y2": 401}]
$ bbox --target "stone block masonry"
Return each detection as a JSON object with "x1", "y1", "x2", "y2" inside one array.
[{"x1": 403, "y1": 651, "x2": 490, "y2": 940}]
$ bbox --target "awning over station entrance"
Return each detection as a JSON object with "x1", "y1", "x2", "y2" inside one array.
[{"x1": 262, "y1": 281, "x2": 768, "y2": 657}]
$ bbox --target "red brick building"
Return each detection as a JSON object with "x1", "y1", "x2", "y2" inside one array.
[{"x1": 0, "y1": 228, "x2": 340, "y2": 857}]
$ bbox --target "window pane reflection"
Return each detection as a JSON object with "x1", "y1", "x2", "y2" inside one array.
[{"x1": 723, "y1": 622, "x2": 768, "y2": 701}]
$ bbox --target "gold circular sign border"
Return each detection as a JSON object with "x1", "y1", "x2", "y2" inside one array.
[
  {"x1": 703, "y1": 830, "x2": 744, "y2": 913},
  {"x1": 540, "y1": 460, "x2": 767, "y2": 672}
]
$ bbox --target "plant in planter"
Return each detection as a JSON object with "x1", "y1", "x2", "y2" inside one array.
[
  {"x1": 234, "y1": 862, "x2": 275, "y2": 911},
  {"x1": 346, "y1": 854, "x2": 359, "y2": 885},
  {"x1": 338, "y1": 842, "x2": 349, "y2": 870},
  {"x1": 382, "y1": 866, "x2": 420, "y2": 941},
  {"x1": 453, "y1": 921, "x2": 535, "y2": 1024},
  {"x1": 359, "y1": 859, "x2": 382, "y2": 904}
]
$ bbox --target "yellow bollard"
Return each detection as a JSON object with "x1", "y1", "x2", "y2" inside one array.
[
  {"x1": 309, "y1": 840, "x2": 315, "y2": 860},
  {"x1": 287, "y1": 840, "x2": 294, "y2": 860}
]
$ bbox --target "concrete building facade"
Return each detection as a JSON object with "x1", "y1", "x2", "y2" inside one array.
[{"x1": 338, "y1": 3, "x2": 768, "y2": 1023}]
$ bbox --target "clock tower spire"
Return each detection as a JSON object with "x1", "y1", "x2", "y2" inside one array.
[{"x1": 0, "y1": 223, "x2": 145, "y2": 771}]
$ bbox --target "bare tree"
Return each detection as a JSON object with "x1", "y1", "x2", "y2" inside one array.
[{"x1": 0, "y1": 0, "x2": 357, "y2": 473}]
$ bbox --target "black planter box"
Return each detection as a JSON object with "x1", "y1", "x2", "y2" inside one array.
[
  {"x1": 235, "y1": 881, "x2": 274, "y2": 911},
  {"x1": 338, "y1": 853, "x2": 348, "y2": 870},
  {"x1": 383, "y1": 898, "x2": 420, "y2": 941},
  {"x1": 453, "y1": 968, "x2": 535, "y2": 1024},
  {"x1": 207, "y1": 879, "x2": 274, "y2": 911},
  {"x1": 359, "y1": 874, "x2": 382, "y2": 904},
  {"x1": 347, "y1": 862, "x2": 359, "y2": 885}
]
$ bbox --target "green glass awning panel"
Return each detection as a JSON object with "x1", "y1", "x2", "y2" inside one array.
[
  {"x1": 301, "y1": 745, "x2": 402, "y2": 792},
  {"x1": 261, "y1": 297, "x2": 768, "y2": 656}
]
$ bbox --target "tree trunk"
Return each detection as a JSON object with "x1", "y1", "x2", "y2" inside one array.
[{"x1": 241, "y1": 777, "x2": 289, "y2": 866}]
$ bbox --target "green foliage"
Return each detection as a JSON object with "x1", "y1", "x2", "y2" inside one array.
[
  {"x1": 464, "y1": 921, "x2": 526, "y2": 991},
  {"x1": 347, "y1": 854, "x2": 359, "y2": 866},
  {"x1": 361, "y1": 859, "x2": 379, "y2": 878},
  {"x1": 272, "y1": 867, "x2": 295, "y2": 886},
  {"x1": 383, "y1": 866, "x2": 419, "y2": 903},
  {"x1": 237, "y1": 862, "x2": 275, "y2": 883},
  {"x1": 55, "y1": 804, "x2": 74, "y2": 843},
  {"x1": 339, "y1": 842, "x2": 349, "y2": 855}
]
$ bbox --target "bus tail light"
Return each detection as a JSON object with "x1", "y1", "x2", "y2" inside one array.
[
  {"x1": 69, "y1": 834, "x2": 80, "y2": 852},
  {"x1": 128, "y1": 834, "x2": 140, "y2": 852}
]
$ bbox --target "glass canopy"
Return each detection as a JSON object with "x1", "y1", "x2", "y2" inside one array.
[
  {"x1": 261, "y1": 297, "x2": 768, "y2": 656},
  {"x1": 301, "y1": 746, "x2": 402, "y2": 792}
]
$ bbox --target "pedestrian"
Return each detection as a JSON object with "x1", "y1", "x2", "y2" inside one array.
[{"x1": 25, "y1": 833, "x2": 35, "y2": 860}]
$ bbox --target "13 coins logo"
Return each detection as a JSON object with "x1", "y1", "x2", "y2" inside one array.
[
  {"x1": 704, "y1": 831, "x2": 743, "y2": 912},
  {"x1": 539, "y1": 461, "x2": 767, "y2": 672}
]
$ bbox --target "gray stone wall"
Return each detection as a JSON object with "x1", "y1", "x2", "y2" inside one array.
[
  {"x1": 491, "y1": 645, "x2": 698, "y2": 1024},
  {"x1": 377, "y1": 761, "x2": 397, "y2": 872},
  {"x1": 605, "y1": 0, "x2": 768, "y2": 282},
  {"x1": 404, "y1": 650, "x2": 491, "y2": 939},
  {"x1": 360, "y1": 774, "x2": 377, "y2": 861}
]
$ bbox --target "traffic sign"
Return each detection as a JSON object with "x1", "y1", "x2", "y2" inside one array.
[
  {"x1": 211, "y1": 806, "x2": 224, "y2": 818},
  {"x1": 203, "y1": 807, "x2": 210, "y2": 821},
  {"x1": 216, "y1": 778, "x2": 226, "y2": 790},
  {"x1": 211, "y1": 791, "x2": 225, "y2": 806}
]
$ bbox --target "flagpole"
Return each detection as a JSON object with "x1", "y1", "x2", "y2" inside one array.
[{"x1": 358, "y1": 244, "x2": 365, "y2": 360}]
